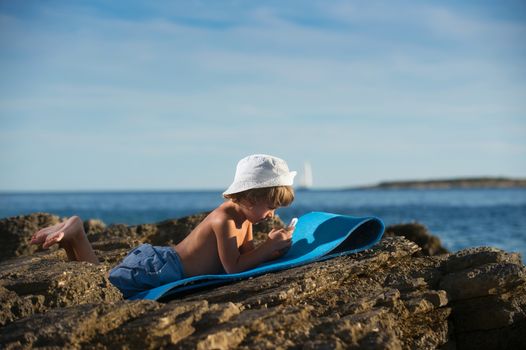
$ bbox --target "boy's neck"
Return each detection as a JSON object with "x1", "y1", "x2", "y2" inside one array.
[{"x1": 228, "y1": 200, "x2": 250, "y2": 224}]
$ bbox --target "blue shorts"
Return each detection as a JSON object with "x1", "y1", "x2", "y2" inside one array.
[{"x1": 109, "y1": 243, "x2": 185, "y2": 299}]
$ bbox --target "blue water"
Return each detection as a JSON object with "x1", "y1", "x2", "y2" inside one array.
[{"x1": 1, "y1": 189, "x2": 525, "y2": 259}]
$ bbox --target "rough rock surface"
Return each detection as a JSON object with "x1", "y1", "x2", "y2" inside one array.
[
  {"x1": 1, "y1": 213, "x2": 525, "y2": 349},
  {"x1": 0, "y1": 213, "x2": 63, "y2": 261},
  {"x1": 385, "y1": 222, "x2": 449, "y2": 256}
]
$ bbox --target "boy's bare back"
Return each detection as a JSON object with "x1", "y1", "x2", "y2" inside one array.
[{"x1": 174, "y1": 201, "x2": 253, "y2": 277}]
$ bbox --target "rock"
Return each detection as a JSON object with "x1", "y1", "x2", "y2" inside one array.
[
  {"x1": 0, "y1": 286, "x2": 41, "y2": 327},
  {"x1": 0, "y1": 300, "x2": 161, "y2": 349},
  {"x1": 83, "y1": 218, "x2": 107, "y2": 235},
  {"x1": 0, "y1": 252, "x2": 123, "y2": 323},
  {"x1": 435, "y1": 248, "x2": 526, "y2": 349},
  {"x1": 0, "y1": 212, "x2": 63, "y2": 262},
  {"x1": 450, "y1": 284, "x2": 526, "y2": 332},
  {"x1": 1, "y1": 213, "x2": 526, "y2": 349},
  {"x1": 439, "y1": 262, "x2": 525, "y2": 301},
  {"x1": 454, "y1": 319, "x2": 526, "y2": 350},
  {"x1": 442, "y1": 246, "x2": 523, "y2": 273},
  {"x1": 385, "y1": 222, "x2": 449, "y2": 256}
]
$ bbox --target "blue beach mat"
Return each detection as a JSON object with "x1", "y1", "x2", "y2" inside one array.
[{"x1": 131, "y1": 212, "x2": 385, "y2": 301}]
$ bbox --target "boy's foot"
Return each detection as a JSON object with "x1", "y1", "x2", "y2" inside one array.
[
  {"x1": 31, "y1": 222, "x2": 66, "y2": 245},
  {"x1": 28, "y1": 216, "x2": 98, "y2": 263},
  {"x1": 42, "y1": 231, "x2": 65, "y2": 249}
]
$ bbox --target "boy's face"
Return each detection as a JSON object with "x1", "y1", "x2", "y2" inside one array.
[{"x1": 243, "y1": 200, "x2": 276, "y2": 223}]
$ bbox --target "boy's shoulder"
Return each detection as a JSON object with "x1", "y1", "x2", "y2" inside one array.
[
  {"x1": 210, "y1": 201, "x2": 234, "y2": 217},
  {"x1": 208, "y1": 201, "x2": 246, "y2": 228}
]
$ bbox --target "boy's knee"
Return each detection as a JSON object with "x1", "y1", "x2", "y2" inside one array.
[{"x1": 70, "y1": 216, "x2": 83, "y2": 226}]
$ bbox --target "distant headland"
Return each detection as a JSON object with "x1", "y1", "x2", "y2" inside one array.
[{"x1": 354, "y1": 177, "x2": 526, "y2": 190}]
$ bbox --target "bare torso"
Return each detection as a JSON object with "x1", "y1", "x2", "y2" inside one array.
[{"x1": 173, "y1": 201, "x2": 250, "y2": 277}]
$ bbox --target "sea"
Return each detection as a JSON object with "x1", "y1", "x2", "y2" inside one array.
[{"x1": 1, "y1": 188, "x2": 525, "y2": 260}]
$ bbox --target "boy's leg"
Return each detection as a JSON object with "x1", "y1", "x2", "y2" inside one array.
[
  {"x1": 44, "y1": 233, "x2": 77, "y2": 261},
  {"x1": 62, "y1": 241, "x2": 78, "y2": 261},
  {"x1": 34, "y1": 216, "x2": 99, "y2": 264},
  {"x1": 31, "y1": 221, "x2": 67, "y2": 245},
  {"x1": 60, "y1": 216, "x2": 99, "y2": 264}
]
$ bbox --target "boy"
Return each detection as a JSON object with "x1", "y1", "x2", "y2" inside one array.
[{"x1": 30, "y1": 154, "x2": 296, "y2": 298}]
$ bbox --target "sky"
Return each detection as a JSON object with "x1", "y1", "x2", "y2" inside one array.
[{"x1": 0, "y1": 0, "x2": 525, "y2": 191}]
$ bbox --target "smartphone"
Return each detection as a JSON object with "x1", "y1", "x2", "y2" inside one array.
[{"x1": 287, "y1": 217, "x2": 298, "y2": 228}]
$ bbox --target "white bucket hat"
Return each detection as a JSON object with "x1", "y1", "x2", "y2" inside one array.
[{"x1": 223, "y1": 154, "x2": 297, "y2": 195}]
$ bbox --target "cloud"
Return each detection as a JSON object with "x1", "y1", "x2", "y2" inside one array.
[{"x1": 0, "y1": 1, "x2": 525, "y2": 190}]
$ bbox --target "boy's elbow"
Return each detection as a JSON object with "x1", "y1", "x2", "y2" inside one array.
[
  {"x1": 223, "y1": 266, "x2": 237, "y2": 274},
  {"x1": 223, "y1": 258, "x2": 244, "y2": 274},
  {"x1": 223, "y1": 263, "x2": 242, "y2": 274}
]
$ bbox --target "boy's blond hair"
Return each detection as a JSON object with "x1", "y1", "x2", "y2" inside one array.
[{"x1": 224, "y1": 186, "x2": 294, "y2": 208}]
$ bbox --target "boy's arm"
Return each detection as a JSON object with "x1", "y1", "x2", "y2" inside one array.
[
  {"x1": 239, "y1": 223, "x2": 255, "y2": 254},
  {"x1": 213, "y1": 219, "x2": 290, "y2": 274}
]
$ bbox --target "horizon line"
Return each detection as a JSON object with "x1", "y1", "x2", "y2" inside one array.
[{"x1": 1, "y1": 176, "x2": 525, "y2": 194}]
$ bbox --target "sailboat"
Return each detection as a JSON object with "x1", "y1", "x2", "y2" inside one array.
[{"x1": 298, "y1": 161, "x2": 313, "y2": 190}]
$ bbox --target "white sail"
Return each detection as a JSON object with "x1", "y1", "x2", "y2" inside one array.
[{"x1": 299, "y1": 161, "x2": 313, "y2": 189}]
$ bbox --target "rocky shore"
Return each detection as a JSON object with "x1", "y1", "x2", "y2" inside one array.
[{"x1": 1, "y1": 213, "x2": 525, "y2": 349}]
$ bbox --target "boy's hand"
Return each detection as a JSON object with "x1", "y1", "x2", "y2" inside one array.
[{"x1": 267, "y1": 227, "x2": 293, "y2": 249}]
